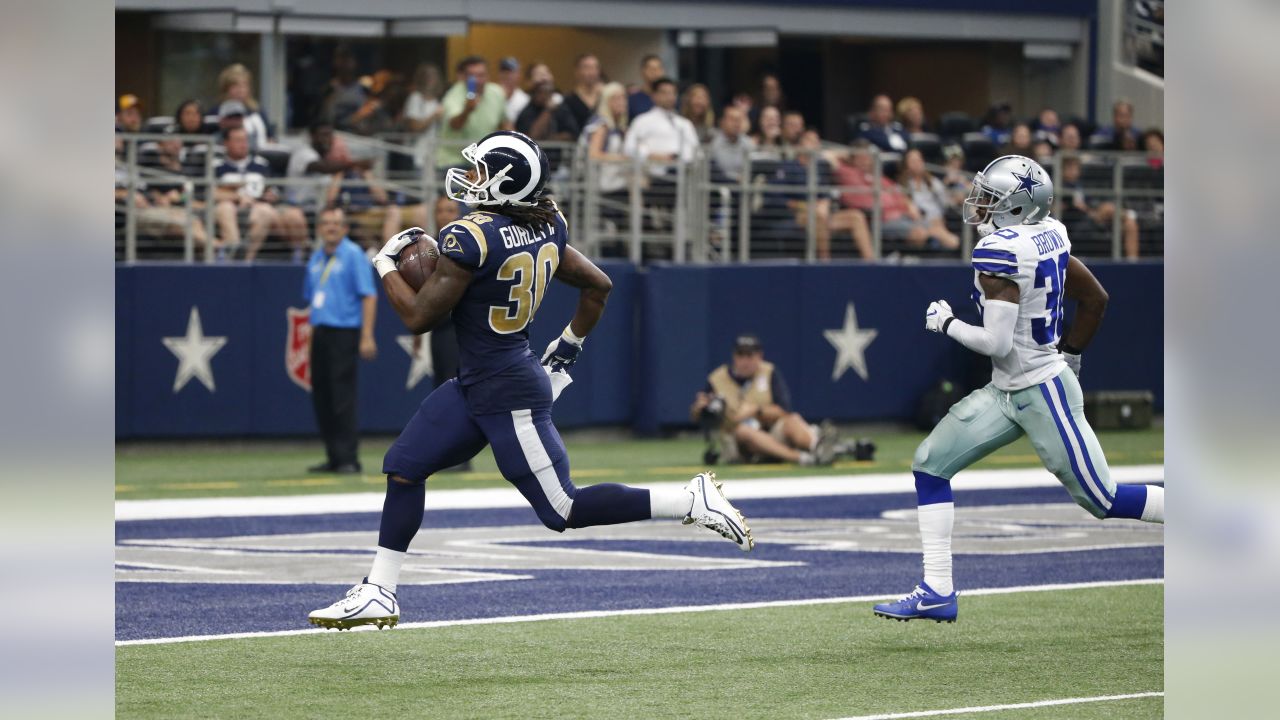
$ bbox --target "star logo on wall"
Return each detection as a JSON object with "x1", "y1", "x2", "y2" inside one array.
[
  {"x1": 162, "y1": 307, "x2": 227, "y2": 393},
  {"x1": 823, "y1": 302, "x2": 878, "y2": 382},
  {"x1": 397, "y1": 334, "x2": 434, "y2": 390}
]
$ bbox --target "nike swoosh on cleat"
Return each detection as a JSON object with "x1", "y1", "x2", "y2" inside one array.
[{"x1": 916, "y1": 602, "x2": 951, "y2": 611}]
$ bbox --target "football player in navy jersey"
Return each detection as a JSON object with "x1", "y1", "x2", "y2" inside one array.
[{"x1": 310, "y1": 131, "x2": 753, "y2": 630}]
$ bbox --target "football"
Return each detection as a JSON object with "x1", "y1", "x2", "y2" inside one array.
[{"x1": 396, "y1": 233, "x2": 440, "y2": 292}]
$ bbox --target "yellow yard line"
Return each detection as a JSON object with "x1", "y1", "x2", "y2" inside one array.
[
  {"x1": 264, "y1": 478, "x2": 340, "y2": 487},
  {"x1": 156, "y1": 481, "x2": 243, "y2": 491},
  {"x1": 115, "y1": 485, "x2": 138, "y2": 494}
]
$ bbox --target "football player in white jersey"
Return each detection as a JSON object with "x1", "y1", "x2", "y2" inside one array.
[{"x1": 873, "y1": 155, "x2": 1165, "y2": 623}]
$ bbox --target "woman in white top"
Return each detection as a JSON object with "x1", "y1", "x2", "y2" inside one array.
[
  {"x1": 898, "y1": 148, "x2": 960, "y2": 249},
  {"x1": 403, "y1": 63, "x2": 444, "y2": 169},
  {"x1": 582, "y1": 82, "x2": 633, "y2": 195},
  {"x1": 215, "y1": 64, "x2": 271, "y2": 151}
]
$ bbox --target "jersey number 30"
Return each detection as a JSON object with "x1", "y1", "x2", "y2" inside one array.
[
  {"x1": 489, "y1": 244, "x2": 561, "y2": 334},
  {"x1": 1032, "y1": 253, "x2": 1068, "y2": 345}
]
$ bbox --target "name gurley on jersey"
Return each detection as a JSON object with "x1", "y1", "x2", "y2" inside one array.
[{"x1": 498, "y1": 223, "x2": 555, "y2": 250}]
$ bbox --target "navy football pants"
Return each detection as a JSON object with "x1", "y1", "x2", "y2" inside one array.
[{"x1": 383, "y1": 379, "x2": 648, "y2": 532}]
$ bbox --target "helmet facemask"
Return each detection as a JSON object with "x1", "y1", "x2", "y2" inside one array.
[{"x1": 962, "y1": 173, "x2": 1016, "y2": 226}]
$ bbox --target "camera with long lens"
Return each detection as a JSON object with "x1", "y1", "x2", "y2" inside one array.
[{"x1": 700, "y1": 394, "x2": 726, "y2": 464}]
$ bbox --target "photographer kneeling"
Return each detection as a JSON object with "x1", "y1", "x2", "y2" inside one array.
[{"x1": 691, "y1": 334, "x2": 837, "y2": 466}]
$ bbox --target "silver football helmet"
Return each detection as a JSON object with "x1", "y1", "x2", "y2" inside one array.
[{"x1": 962, "y1": 155, "x2": 1054, "y2": 228}]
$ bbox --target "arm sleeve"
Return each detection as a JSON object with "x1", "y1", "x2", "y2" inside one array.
[
  {"x1": 770, "y1": 371, "x2": 793, "y2": 412},
  {"x1": 945, "y1": 299, "x2": 1018, "y2": 357},
  {"x1": 436, "y1": 219, "x2": 489, "y2": 270}
]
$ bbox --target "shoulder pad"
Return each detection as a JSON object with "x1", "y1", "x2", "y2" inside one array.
[{"x1": 438, "y1": 218, "x2": 490, "y2": 269}]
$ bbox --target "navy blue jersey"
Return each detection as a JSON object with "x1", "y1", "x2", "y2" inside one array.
[{"x1": 438, "y1": 203, "x2": 568, "y2": 414}]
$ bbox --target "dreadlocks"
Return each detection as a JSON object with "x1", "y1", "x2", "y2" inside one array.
[{"x1": 484, "y1": 196, "x2": 558, "y2": 230}]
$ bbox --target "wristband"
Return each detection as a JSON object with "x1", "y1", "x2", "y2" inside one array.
[
  {"x1": 373, "y1": 255, "x2": 397, "y2": 279},
  {"x1": 1059, "y1": 342, "x2": 1082, "y2": 355},
  {"x1": 942, "y1": 316, "x2": 956, "y2": 336},
  {"x1": 562, "y1": 326, "x2": 586, "y2": 347}
]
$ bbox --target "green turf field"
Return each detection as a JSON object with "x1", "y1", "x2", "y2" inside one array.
[
  {"x1": 116, "y1": 583, "x2": 1163, "y2": 719},
  {"x1": 115, "y1": 425, "x2": 1163, "y2": 500}
]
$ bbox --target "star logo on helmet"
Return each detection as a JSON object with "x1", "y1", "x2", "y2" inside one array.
[{"x1": 1010, "y1": 170, "x2": 1042, "y2": 200}]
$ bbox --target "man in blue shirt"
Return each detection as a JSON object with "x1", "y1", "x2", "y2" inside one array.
[{"x1": 303, "y1": 206, "x2": 378, "y2": 473}]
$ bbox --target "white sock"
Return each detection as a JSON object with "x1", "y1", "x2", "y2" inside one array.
[
  {"x1": 1140, "y1": 485, "x2": 1165, "y2": 524},
  {"x1": 919, "y1": 502, "x2": 955, "y2": 596},
  {"x1": 650, "y1": 488, "x2": 694, "y2": 519},
  {"x1": 798, "y1": 451, "x2": 815, "y2": 466},
  {"x1": 367, "y1": 546, "x2": 406, "y2": 593}
]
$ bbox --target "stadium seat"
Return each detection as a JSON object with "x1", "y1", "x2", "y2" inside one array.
[
  {"x1": 257, "y1": 148, "x2": 291, "y2": 178},
  {"x1": 938, "y1": 112, "x2": 977, "y2": 140},
  {"x1": 845, "y1": 113, "x2": 869, "y2": 141},
  {"x1": 960, "y1": 132, "x2": 996, "y2": 172},
  {"x1": 144, "y1": 116, "x2": 173, "y2": 134},
  {"x1": 908, "y1": 132, "x2": 943, "y2": 164},
  {"x1": 1080, "y1": 162, "x2": 1114, "y2": 189},
  {"x1": 1122, "y1": 164, "x2": 1163, "y2": 189}
]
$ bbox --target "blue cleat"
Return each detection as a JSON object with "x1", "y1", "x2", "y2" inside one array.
[{"x1": 872, "y1": 582, "x2": 958, "y2": 623}]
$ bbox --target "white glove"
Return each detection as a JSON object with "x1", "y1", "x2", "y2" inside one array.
[
  {"x1": 925, "y1": 300, "x2": 954, "y2": 334},
  {"x1": 540, "y1": 327, "x2": 585, "y2": 372},
  {"x1": 1062, "y1": 351, "x2": 1082, "y2": 378},
  {"x1": 372, "y1": 227, "x2": 428, "y2": 279},
  {"x1": 542, "y1": 365, "x2": 574, "y2": 402}
]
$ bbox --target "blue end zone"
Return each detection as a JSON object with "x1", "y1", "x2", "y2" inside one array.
[{"x1": 115, "y1": 487, "x2": 1164, "y2": 641}]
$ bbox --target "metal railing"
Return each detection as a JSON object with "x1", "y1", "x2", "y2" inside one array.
[{"x1": 116, "y1": 132, "x2": 1163, "y2": 264}]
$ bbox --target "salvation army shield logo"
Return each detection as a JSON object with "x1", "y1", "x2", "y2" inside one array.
[{"x1": 285, "y1": 307, "x2": 312, "y2": 392}]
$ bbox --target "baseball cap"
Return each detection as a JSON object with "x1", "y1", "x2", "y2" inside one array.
[
  {"x1": 218, "y1": 100, "x2": 248, "y2": 119},
  {"x1": 118, "y1": 94, "x2": 140, "y2": 112},
  {"x1": 499, "y1": 56, "x2": 520, "y2": 72},
  {"x1": 733, "y1": 334, "x2": 763, "y2": 354}
]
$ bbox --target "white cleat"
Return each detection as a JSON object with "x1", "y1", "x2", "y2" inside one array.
[
  {"x1": 684, "y1": 471, "x2": 754, "y2": 552},
  {"x1": 308, "y1": 578, "x2": 399, "y2": 631}
]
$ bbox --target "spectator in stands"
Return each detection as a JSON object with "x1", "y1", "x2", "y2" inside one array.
[
  {"x1": 1143, "y1": 128, "x2": 1164, "y2": 169},
  {"x1": 780, "y1": 110, "x2": 806, "y2": 148},
  {"x1": 563, "y1": 53, "x2": 603, "y2": 133},
  {"x1": 115, "y1": 168, "x2": 212, "y2": 252},
  {"x1": 1059, "y1": 122, "x2": 1083, "y2": 153},
  {"x1": 1059, "y1": 156, "x2": 1140, "y2": 259},
  {"x1": 403, "y1": 63, "x2": 444, "y2": 169},
  {"x1": 170, "y1": 99, "x2": 205, "y2": 135},
  {"x1": 896, "y1": 96, "x2": 928, "y2": 134},
  {"x1": 525, "y1": 62, "x2": 563, "y2": 106},
  {"x1": 215, "y1": 126, "x2": 308, "y2": 262},
  {"x1": 1034, "y1": 107, "x2": 1061, "y2": 146},
  {"x1": 690, "y1": 334, "x2": 835, "y2": 467},
  {"x1": 857, "y1": 94, "x2": 908, "y2": 153},
  {"x1": 680, "y1": 83, "x2": 717, "y2": 144},
  {"x1": 516, "y1": 80, "x2": 579, "y2": 170},
  {"x1": 708, "y1": 105, "x2": 756, "y2": 182},
  {"x1": 1032, "y1": 140, "x2": 1056, "y2": 164},
  {"x1": 747, "y1": 73, "x2": 785, "y2": 130},
  {"x1": 1002, "y1": 123, "x2": 1035, "y2": 157},
  {"x1": 581, "y1": 82, "x2": 633, "y2": 226},
  {"x1": 981, "y1": 102, "x2": 1014, "y2": 147},
  {"x1": 897, "y1": 148, "x2": 960, "y2": 250},
  {"x1": 941, "y1": 144, "x2": 972, "y2": 207},
  {"x1": 753, "y1": 106, "x2": 784, "y2": 152},
  {"x1": 213, "y1": 126, "x2": 278, "y2": 261},
  {"x1": 627, "y1": 54, "x2": 666, "y2": 120},
  {"x1": 1096, "y1": 99, "x2": 1142, "y2": 150},
  {"x1": 836, "y1": 140, "x2": 931, "y2": 252},
  {"x1": 324, "y1": 46, "x2": 368, "y2": 132},
  {"x1": 286, "y1": 122, "x2": 373, "y2": 208},
  {"x1": 116, "y1": 94, "x2": 142, "y2": 134},
  {"x1": 437, "y1": 56, "x2": 508, "y2": 168},
  {"x1": 624, "y1": 77, "x2": 699, "y2": 171},
  {"x1": 342, "y1": 69, "x2": 400, "y2": 136},
  {"x1": 323, "y1": 163, "x2": 401, "y2": 253},
  {"x1": 497, "y1": 57, "x2": 528, "y2": 124},
  {"x1": 216, "y1": 101, "x2": 248, "y2": 139},
  {"x1": 215, "y1": 63, "x2": 271, "y2": 150}
]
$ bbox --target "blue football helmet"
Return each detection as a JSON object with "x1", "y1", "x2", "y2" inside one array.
[
  {"x1": 962, "y1": 154, "x2": 1054, "y2": 228},
  {"x1": 445, "y1": 130, "x2": 549, "y2": 207}
]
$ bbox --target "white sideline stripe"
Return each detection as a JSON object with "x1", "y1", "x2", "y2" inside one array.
[
  {"x1": 115, "y1": 577, "x2": 1162, "y2": 646},
  {"x1": 115, "y1": 465, "x2": 1164, "y2": 521},
  {"x1": 832, "y1": 691, "x2": 1163, "y2": 720}
]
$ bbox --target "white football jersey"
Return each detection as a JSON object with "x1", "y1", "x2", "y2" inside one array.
[{"x1": 970, "y1": 217, "x2": 1071, "y2": 391}]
